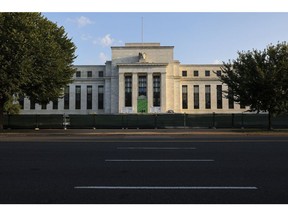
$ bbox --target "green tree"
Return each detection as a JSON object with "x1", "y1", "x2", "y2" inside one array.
[
  {"x1": 220, "y1": 42, "x2": 288, "y2": 130},
  {"x1": 0, "y1": 13, "x2": 76, "y2": 130},
  {"x1": 3, "y1": 96, "x2": 21, "y2": 115}
]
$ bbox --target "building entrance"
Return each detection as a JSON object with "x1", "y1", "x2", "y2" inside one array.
[{"x1": 137, "y1": 95, "x2": 148, "y2": 113}]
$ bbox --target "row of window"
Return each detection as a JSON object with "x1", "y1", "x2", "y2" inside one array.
[
  {"x1": 19, "y1": 86, "x2": 104, "y2": 110},
  {"x1": 182, "y1": 70, "x2": 221, "y2": 77},
  {"x1": 125, "y1": 75, "x2": 161, "y2": 107},
  {"x1": 64, "y1": 86, "x2": 104, "y2": 110},
  {"x1": 76, "y1": 70, "x2": 104, "y2": 78},
  {"x1": 182, "y1": 85, "x2": 245, "y2": 110}
]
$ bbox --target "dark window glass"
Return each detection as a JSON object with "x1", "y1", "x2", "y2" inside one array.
[
  {"x1": 98, "y1": 71, "x2": 104, "y2": 77},
  {"x1": 138, "y1": 76, "x2": 147, "y2": 97},
  {"x1": 217, "y1": 85, "x2": 222, "y2": 109},
  {"x1": 98, "y1": 86, "x2": 104, "y2": 109},
  {"x1": 153, "y1": 75, "x2": 161, "y2": 107},
  {"x1": 18, "y1": 96, "x2": 24, "y2": 109},
  {"x1": 216, "y1": 70, "x2": 222, "y2": 77},
  {"x1": 194, "y1": 85, "x2": 199, "y2": 109},
  {"x1": 87, "y1": 71, "x2": 92, "y2": 77},
  {"x1": 30, "y1": 99, "x2": 35, "y2": 110},
  {"x1": 76, "y1": 71, "x2": 81, "y2": 77},
  {"x1": 182, "y1": 71, "x2": 187, "y2": 77},
  {"x1": 193, "y1": 70, "x2": 199, "y2": 77},
  {"x1": 228, "y1": 88, "x2": 234, "y2": 109},
  {"x1": 125, "y1": 76, "x2": 132, "y2": 107},
  {"x1": 64, "y1": 86, "x2": 69, "y2": 110},
  {"x1": 182, "y1": 85, "x2": 188, "y2": 109},
  {"x1": 75, "y1": 86, "x2": 81, "y2": 109},
  {"x1": 205, "y1": 70, "x2": 210, "y2": 77},
  {"x1": 87, "y1": 86, "x2": 92, "y2": 109},
  {"x1": 41, "y1": 103, "x2": 47, "y2": 110},
  {"x1": 53, "y1": 100, "x2": 58, "y2": 110},
  {"x1": 205, "y1": 85, "x2": 211, "y2": 109}
]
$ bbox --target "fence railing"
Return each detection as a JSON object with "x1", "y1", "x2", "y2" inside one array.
[{"x1": 3, "y1": 113, "x2": 288, "y2": 129}]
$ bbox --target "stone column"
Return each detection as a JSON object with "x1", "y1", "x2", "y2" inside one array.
[
  {"x1": 118, "y1": 73, "x2": 125, "y2": 113},
  {"x1": 104, "y1": 79, "x2": 111, "y2": 114},
  {"x1": 199, "y1": 84, "x2": 205, "y2": 111},
  {"x1": 132, "y1": 73, "x2": 138, "y2": 113},
  {"x1": 81, "y1": 84, "x2": 86, "y2": 111},
  {"x1": 147, "y1": 73, "x2": 153, "y2": 113},
  {"x1": 210, "y1": 84, "x2": 216, "y2": 110},
  {"x1": 188, "y1": 84, "x2": 193, "y2": 113}
]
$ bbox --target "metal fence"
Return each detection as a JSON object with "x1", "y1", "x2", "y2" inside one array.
[{"x1": 3, "y1": 113, "x2": 288, "y2": 129}]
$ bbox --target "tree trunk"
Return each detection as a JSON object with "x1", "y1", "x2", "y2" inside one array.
[
  {"x1": 268, "y1": 111, "x2": 272, "y2": 131},
  {"x1": 0, "y1": 98, "x2": 4, "y2": 130}
]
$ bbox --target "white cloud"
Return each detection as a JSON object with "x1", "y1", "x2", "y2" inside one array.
[
  {"x1": 100, "y1": 34, "x2": 114, "y2": 47},
  {"x1": 99, "y1": 52, "x2": 108, "y2": 64},
  {"x1": 213, "y1": 59, "x2": 222, "y2": 64},
  {"x1": 81, "y1": 34, "x2": 92, "y2": 41},
  {"x1": 93, "y1": 34, "x2": 123, "y2": 47},
  {"x1": 67, "y1": 16, "x2": 93, "y2": 27}
]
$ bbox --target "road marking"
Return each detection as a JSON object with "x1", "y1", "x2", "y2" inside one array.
[
  {"x1": 117, "y1": 147, "x2": 196, "y2": 150},
  {"x1": 74, "y1": 186, "x2": 257, "y2": 190},
  {"x1": 105, "y1": 159, "x2": 214, "y2": 162}
]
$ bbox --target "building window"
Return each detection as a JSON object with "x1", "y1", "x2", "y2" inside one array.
[
  {"x1": 98, "y1": 71, "x2": 104, "y2": 77},
  {"x1": 98, "y1": 85, "x2": 104, "y2": 109},
  {"x1": 228, "y1": 88, "x2": 234, "y2": 109},
  {"x1": 217, "y1": 85, "x2": 222, "y2": 109},
  {"x1": 216, "y1": 70, "x2": 222, "y2": 77},
  {"x1": 153, "y1": 75, "x2": 161, "y2": 107},
  {"x1": 125, "y1": 76, "x2": 132, "y2": 107},
  {"x1": 30, "y1": 99, "x2": 35, "y2": 110},
  {"x1": 64, "y1": 86, "x2": 69, "y2": 110},
  {"x1": 41, "y1": 103, "x2": 47, "y2": 110},
  {"x1": 182, "y1": 85, "x2": 188, "y2": 109},
  {"x1": 75, "y1": 86, "x2": 81, "y2": 110},
  {"x1": 194, "y1": 85, "x2": 199, "y2": 109},
  {"x1": 205, "y1": 70, "x2": 210, "y2": 77},
  {"x1": 76, "y1": 71, "x2": 81, "y2": 78},
  {"x1": 87, "y1": 71, "x2": 92, "y2": 77},
  {"x1": 193, "y1": 70, "x2": 199, "y2": 77},
  {"x1": 18, "y1": 96, "x2": 24, "y2": 109},
  {"x1": 138, "y1": 75, "x2": 147, "y2": 97},
  {"x1": 182, "y1": 70, "x2": 187, "y2": 77},
  {"x1": 53, "y1": 100, "x2": 58, "y2": 110},
  {"x1": 87, "y1": 86, "x2": 92, "y2": 110},
  {"x1": 205, "y1": 85, "x2": 211, "y2": 109}
]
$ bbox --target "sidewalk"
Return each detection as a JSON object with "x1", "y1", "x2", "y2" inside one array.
[{"x1": 1, "y1": 128, "x2": 288, "y2": 137}]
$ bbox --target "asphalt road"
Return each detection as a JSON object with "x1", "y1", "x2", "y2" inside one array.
[{"x1": 0, "y1": 134, "x2": 288, "y2": 204}]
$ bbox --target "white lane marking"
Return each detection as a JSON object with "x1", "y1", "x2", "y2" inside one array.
[
  {"x1": 74, "y1": 186, "x2": 257, "y2": 190},
  {"x1": 117, "y1": 147, "x2": 196, "y2": 150},
  {"x1": 105, "y1": 159, "x2": 214, "y2": 162}
]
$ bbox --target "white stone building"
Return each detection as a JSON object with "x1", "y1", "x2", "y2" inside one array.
[{"x1": 19, "y1": 42, "x2": 246, "y2": 115}]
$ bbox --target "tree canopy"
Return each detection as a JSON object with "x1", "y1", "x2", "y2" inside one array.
[
  {"x1": 0, "y1": 12, "x2": 76, "y2": 129},
  {"x1": 220, "y1": 42, "x2": 288, "y2": 129}
]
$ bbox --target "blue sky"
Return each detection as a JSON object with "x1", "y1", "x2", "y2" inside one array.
[{"x1": 42, "y1": 12, "x2": 288, "y2": 66}]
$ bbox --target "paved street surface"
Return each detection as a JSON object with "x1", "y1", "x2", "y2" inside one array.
[{"x1": 0, "y1": 131, "x2": 288, "y2": 203}]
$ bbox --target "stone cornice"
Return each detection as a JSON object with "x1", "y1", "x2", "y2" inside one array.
[
  {"x1": 166, "y1": 76, "x2": 220, "y2": 81},
  {"x1": 180, "y1": 64, "x2": 223, "y2": 67},
  {"x1": 117, "y1": 63, "x2": 168, "y2": 67},
  {"x1": 73, "y1": 65, "x2": 105, "y2": 68},
  {"x1": 112, "y1": 46, "x2": 174, "y2": 49}
]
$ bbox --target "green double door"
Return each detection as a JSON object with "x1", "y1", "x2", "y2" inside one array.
[{"x1": 137, "y1": 95, "x2": 148, "y2": 113}]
